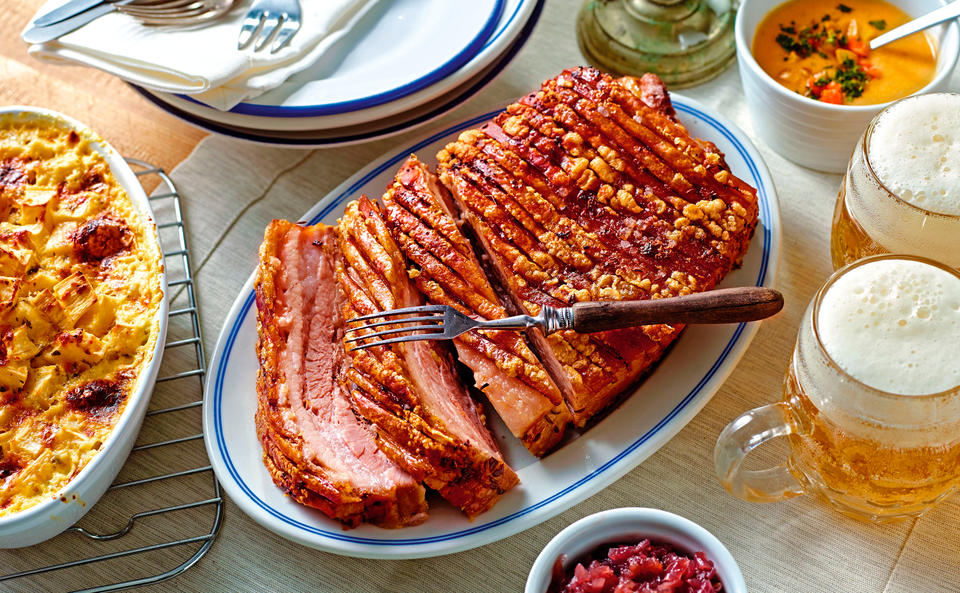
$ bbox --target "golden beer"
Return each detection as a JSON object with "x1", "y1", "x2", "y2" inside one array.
[
  {"x1": 830, "y1": 184, "x2": 892, "y2": 270},
  {"x1": 783, "y1": 360, "x2": 960, "y2": 520},
  {"x1": 716, "y1": 255, "x2": 960, "y2": 522},
  {"x1": 830, "y1": 94, "x2": 960, "y2": 270}
]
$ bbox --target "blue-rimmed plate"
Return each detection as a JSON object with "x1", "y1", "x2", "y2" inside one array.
[
  {"x1": 202, "y1": 97, "x2": 782, "y2": 559},
  {"x1": 151, "y1": 0, "x2": 540, "y2": 128},
  {"x1": 132, "y1": 0, "x2": 543, "y2": 148},
  {"x1": 147, "y1": 0, "x2": 535, "y2": 130}
]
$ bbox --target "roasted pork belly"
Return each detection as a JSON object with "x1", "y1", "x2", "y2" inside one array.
[
  {"x1": 255, "y1": 220, "x2": 428, "y2": 528},
  {"x1": 436, "y1": 68, "x2": 759, "y2": 426},
  {"x1": 380, "y1": 156, "x2": 572, "y2": 456},
  {"x1": 337, "y1": 197, "x2": 519, "y2": 518}
]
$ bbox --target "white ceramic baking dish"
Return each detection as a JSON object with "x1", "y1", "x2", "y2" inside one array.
[{"x1": 0, "y1": 106, "x2": 168, "y2": 549}]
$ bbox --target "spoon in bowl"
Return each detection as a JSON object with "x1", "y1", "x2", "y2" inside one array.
[{"x1": 870, "y1": 1, "x2": 960, "y2": 50}]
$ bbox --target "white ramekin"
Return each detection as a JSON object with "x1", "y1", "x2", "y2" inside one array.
[
  {"x1": 736, "y1": 0, "x2": 960, "y2": 173},
  {"x1": 525, "y1": 507, "x2": 746, "y2": 593},
  {"x1": 0, "y1": 107, "x2": 168, "y2": 549}
]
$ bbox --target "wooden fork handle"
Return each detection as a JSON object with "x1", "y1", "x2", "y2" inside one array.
[{"x1": 570, "y1": 287, "x2": 784, "y2": 334}]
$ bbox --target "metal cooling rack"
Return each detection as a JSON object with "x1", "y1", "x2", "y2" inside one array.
[{"x1": 0, "y1": 159, "x2": 222, "y2": 592}]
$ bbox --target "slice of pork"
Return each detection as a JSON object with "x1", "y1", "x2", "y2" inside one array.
[
  {"x1": 380, "y1": 155, "x2": 571, "y2": 456},
  {"x1": 337, "y1": 197, "x2": 518, "y2": 519},
  {"x1": 255, "y1": 219, "x2": 427, "y2": 528}
]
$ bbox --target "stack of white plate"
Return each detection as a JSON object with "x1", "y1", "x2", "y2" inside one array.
[{"x1": 135, "y1": 0, "x2": 542, "y2": 147}]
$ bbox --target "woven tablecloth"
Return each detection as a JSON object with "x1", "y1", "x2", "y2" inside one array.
[{"x1": 6, "y1": 1, "x2": 960, "y2": 591}]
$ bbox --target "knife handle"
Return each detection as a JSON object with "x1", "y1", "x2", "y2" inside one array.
[
  {"x1": 23, "y1": 2, "x2": 117, "y2": 44},
  {"x1": 33, "y1": 0, "x2": 108, "y2": 27},
  {"x1": 570, "y1": 287, "x2": 784, "y2": 333}
]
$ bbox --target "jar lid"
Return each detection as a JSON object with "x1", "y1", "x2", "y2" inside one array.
[{"x1": 576, "y1": 0, "x2": 737, "y2": 88}]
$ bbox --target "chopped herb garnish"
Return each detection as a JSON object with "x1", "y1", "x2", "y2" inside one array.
[
  {"x1": 775, "y1": 23, "x2": 831, "y2": 58},
  {"x1": 805, "y1": 59, "x2": 874, "y2": 103},
  {"x1": 776, "y1": 33, "x2": 800, "y2": 53},
  {"x1": 835, "y1": 58, "x2": 869, "y2": 98},
  {"x1": 771, "y1": 5, "x2": 889, "y2": 105}
]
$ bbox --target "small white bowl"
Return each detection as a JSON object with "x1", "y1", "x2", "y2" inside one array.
[
  {"x1": 525, "y1": 508, "x2": 746, "y2": 593},
  {"x1": 736, "y1": 0, "x2": 960, "y2": 173},
  {"x1": 0, "y1": 107, "x2": 168, "y2": 548}
]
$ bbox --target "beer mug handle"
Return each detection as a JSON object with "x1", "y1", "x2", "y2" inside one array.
[{"x1": 714, "y1": 402, "x2": 805, "y2": 502}]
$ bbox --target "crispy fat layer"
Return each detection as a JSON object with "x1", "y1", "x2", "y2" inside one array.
[{"x1": 437, "y1": 69, "x2": 759, "y2": 425}]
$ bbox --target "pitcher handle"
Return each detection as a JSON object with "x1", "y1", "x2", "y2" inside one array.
[{"x1": 714, "y1": 402, "x2": 805, "y2": 502}]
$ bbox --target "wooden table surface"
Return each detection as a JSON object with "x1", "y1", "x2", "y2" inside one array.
[
  {"x1": 1, "y1": 0, "x2": 207, "y2": 173},
  {"x1": 3, "y1": 2, "x2": 960, "y2": 593}
]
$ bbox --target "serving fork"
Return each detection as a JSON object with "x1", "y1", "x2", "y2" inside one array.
[
  {"x1": 345, "y1": 287, "x2": 784, "y2": 350},
  {"x1": 237, "y1": 0, "x2": 302, "y2": 53}
]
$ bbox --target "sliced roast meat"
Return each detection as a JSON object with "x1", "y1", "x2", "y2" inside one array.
[
  {"x1": 337, "y1": 197, "x2": 518, "y2": 518},
  {"x1": 380, "y1": 155, "x2": 571, "y2": 456},
  {"x1": 255, "y1": 220, "x2": 428, "y2": 528}
]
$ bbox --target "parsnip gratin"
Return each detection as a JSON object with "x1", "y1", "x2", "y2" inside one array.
[{"x1": 0, "y1": 116, "x2": 163, "y2": 517}]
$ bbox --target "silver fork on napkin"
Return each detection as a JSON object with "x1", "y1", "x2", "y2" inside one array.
[
  {"x1": 23, "y1": 0, "x2": 235, "y2": 44},
  {"x1": 344, "y1": 287, "x2": 785, "y2": 350},
  {"x1": 237, "y1": 0, "x2": 302, "y2": 53}
]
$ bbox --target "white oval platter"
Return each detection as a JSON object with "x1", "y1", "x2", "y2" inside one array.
[{"x1": 202, "y1": 95, "x2": 782, "y2": 559}]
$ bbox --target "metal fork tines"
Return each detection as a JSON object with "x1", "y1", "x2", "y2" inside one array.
[
  {"x1": 128, "y1": 0, "x2": 234, "y2": 25},
  {"x1": 344, "y1": 305, "x2": 551, "y2": 351},
  {"x1": 123, "y1": 0, "x2": 211, "y2": 15},
  {"x1": 123, "y1": 0, "x2": 226, "y2": 22},
  {"x1": 238, "y1": 0, "x2": 302, "y2": 53}
]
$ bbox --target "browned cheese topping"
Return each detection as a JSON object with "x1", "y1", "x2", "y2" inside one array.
[{"x1": 0, "y1": 117, "x2": 163, "y2": 516}]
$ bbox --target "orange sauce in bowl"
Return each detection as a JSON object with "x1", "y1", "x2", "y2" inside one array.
[{"x1": 753, "y1": 0, "x2": 938, "y2": 105}]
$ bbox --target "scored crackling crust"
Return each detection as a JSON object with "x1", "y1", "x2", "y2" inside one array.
[{"x1": 437, "y1": 68, "x2": 759, "y2": 425}]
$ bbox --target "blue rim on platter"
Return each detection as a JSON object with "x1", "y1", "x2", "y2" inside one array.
[
  {"x1": 174, "y1": 0, "x2": 516, "y2": 117},
  {"x1": 131, "y1": 0, "x2": 543, "y2": 147},
  {"x1": 202, "y1": 94, "x2": 780, "y2": 558}
]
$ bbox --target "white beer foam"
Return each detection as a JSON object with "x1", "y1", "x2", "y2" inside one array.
[
  {"x1": 818, "y1": 259, "x2": 960, "y2": 395},
  {"x1": 845, "y1": 95, "x2": 960, "y2": 267},
  {"x1": 869, "y1": 94, "x2": 960, "y2": 216}
]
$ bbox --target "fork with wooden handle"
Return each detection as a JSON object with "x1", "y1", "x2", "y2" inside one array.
[{"x1": 345, "y1": 286, "x2": 784, "y2": 350}]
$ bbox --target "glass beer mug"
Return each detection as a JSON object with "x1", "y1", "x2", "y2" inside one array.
[
  {"x1": 715, "y1": 255, "x2": 960, "y2": 522},
  {"x1": 831, "y1": 93, "x2": 960, "y2": 270}
]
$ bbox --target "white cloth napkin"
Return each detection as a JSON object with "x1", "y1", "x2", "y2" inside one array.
[{"x1": 24, "y1": 0, "x2": 376, "y2": 110}]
